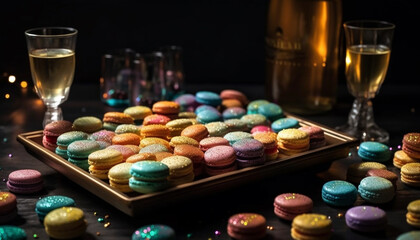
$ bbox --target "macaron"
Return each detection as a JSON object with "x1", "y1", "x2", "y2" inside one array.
[
  {"x1": 393, "y1": 150, "x2": 419, "y2": 169},
  {"x1": 129, "y1": 160, "x2": 170, "y2": 193},
  {"x1": 139, "y1": 143, "x2": 171, "y2": 154},
  {"x1": 271, "y1": 117, "x2": 300, "y2": 133},
  {"x1": 250, "y1": 125, "x2": 273, "y2": 135},
  {"x1": 257, "y1": 102, "x2": 284, "y2": 121},
  {"x1": 298, "y1": 126, "x2": 326, "y2": 149},
  {"x1": 223, "y1": 131, "x2": 252, "y2": 145},
  {"x1": 403, "y1": 133, "x2": 420, "y2": 159},
  {"x1": 155, "y1": 152, "x2": 174, "y2": 161},
  {"x1": 67, "y1": 140, "x2": 101, "y2": 171},
  {"x1": 0, "y1": 225, "x2": 27, "y2": 240},
  {"x1": 204, "y1": 145, "x2": 237, "y2": 176},
  {"x1": 397, "y1": 231, "x2": 420, "y2": 240},
  {"x1": 358, "y1": 176, "x2": 395, "y2": 204},
  {"x1": 140, "y1": 124, "x2": 170, "y2": 140},
  {"x1": 345, "y1": 205, "x2": 387, "y2": 232},
  {"x1": 253, "y1": 132, "x2": 279, "y2": 161},
  {"x1": 73, "y1": 116, "x2": 103, "y2": 133},
  {"x1": 240, "y1": 114, "x2": 269, "y2": 130},
  {"x1": 88, "y1": 129, "x2": 116, "y2": 144},
  {"x1": 195, "y1": 105, "x2": 218, "y2": 115},
  {"x1": 181, "y1": 124, "x2": 209, "y2": 142},
  {"x1": 143, "y1": 114, "x2": 171, "y2": 126},
  {"x1": 346, "y1": 161, "x2": 387, "y2": 186},
  {"x1": 55, "y1": 131, "x2": 89, "y2": 159},
  {"x1": 174, "y1": 93, "x2": 198, "y2": 112},
  {"x1": 173, "y1": 144, "x2": 205, "y2": 177},
  {"x1": 169, "y1": 136, "x2": 199, "y2": 148},
  {"x1": 112, "y1": 133, "x2": 141, "y2": 146},
  {"x1": 291, "y1": 213, "x2": 332, "y2": 240},
  {"x1": 126, "y1": 152, "x2": 157, "y2": 163},
  {"x1": 321, "y1": 180, "x2": 358, "y2": 207},
  {"x1": 166, "y1": 118, "x2": 195, "y2": 137},
  {"x1": 132, "y1": 224, "x2": 176, "y2": 240},
  {"x1": 42, "y1": 120, "x2": 73, "y2": 151},
  {"x1": 195, "y1": 91, "x2": 222, "y2": 107},
  {"x1": 115, "y1": 124, "x2": 141, "y2": 135},
  {"x1": 140, "y1": 137, "x2": 171, "y2": 150},
  {"x1": 358, "y1": 141, "x2": 392, "y2": 162},
  {"x1": 123, "y1": 105, "x2": 153, "y2": 124},
  {"x1": 161, "y1": 156, "x2": 194, "y2": 186},
  {"x1": 227, "y1": 213, "x2": 266, "y2": 240},
  {"x1": 199, "y1": 137, "x2": 230, "y2": 152},
  {"x1": 152, "y1": 101, "x2": 180, "y2": 119},
  {"x1": 224, "y1": 118, "x2": 248, "y2": 132},
  {"x1": 0, "y1": 192, "x2": 17, "y2": 224},
  {"x1": 222, "y1": 107, "x2": 246, "y2": 120},
  {"x1": 108, "y1": 162, "x2": 134, "y2": 193},
  {"x1": 7, "y1": 169, "x2": 44, "y2": 194},
  {"x1": 220, "y1": 89, "x2": 249, "y2": 106},
  {"x1": 125, "y1": 144, "x2": 141, "y2": 154},
  {"x1": 107, "y1": 144, "x2": 137, "y2": 161},
  {"x1": 277, "y1": 128, "x2": 310, "y2": 155},
  {"x1": 35, "y1": 195, "x2": 76, "y2": 222},
  {"x1": 366, "y1": 168, "x2": 398, "y2": 190},
  {"x1": 406, "y1": 199, "x2": 420, "y2": 228},
  {"x1": 273, "y1": 193, "x2": 313, "y2": 221},
  {"x1": 88, "y1": 149, "x2": 124, "y2": 180},
  {"x1": 232, "y1": 138, "x2": 266, "y2": 168},
  {"x1": 44, "y1": 207, "x2": 88, "y2": 239},
  {"x1": 400, "y1": 162, "x2": 420, "y2": 187},
  {"x1": 205, "y1": 121, "x2": 229, "y2": 137},
  {"x1": 247, "y1": 99, "x2": 269, "y2": 114},
  {"x1": 103, "y1": 112, "x2": 134, "y2": 131},
  {"x1": 221, "y1": 98, "x2": 243, "y2": 109},
  {"x1": 178, "y1": 111, "x2": 197, "y2": 119},
  {"x1": 196, "y1": 109, "x2": 222, "y2": 124}
]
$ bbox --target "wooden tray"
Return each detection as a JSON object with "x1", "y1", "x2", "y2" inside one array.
[{"x1": 17, "y1": 114, "x2": 358, "y2": 216}]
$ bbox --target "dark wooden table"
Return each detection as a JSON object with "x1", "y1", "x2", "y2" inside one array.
[{"x1": 1, "y1": 82, "x2": 419, "y2": 240}]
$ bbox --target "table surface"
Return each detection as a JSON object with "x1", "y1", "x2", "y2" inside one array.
[{"x1": 1, "y1": 82, "x2": 420, "y2": 240}]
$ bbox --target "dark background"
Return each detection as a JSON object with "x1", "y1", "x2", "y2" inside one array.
[{"x1": 0, "y1": 0, "x2": 415, "y2": 88}]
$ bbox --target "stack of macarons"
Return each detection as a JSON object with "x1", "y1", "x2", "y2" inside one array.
[
  {"x1": 56, "y1": 131, "x2": 89, "y2": 159},
  {"x1": 88, "y1": 149, "x2": 124, "y2": 180},
  {"x1": 129, "y1": 161, "x2": 170, "y2": 193},
  {"x1": 67, "y1": 140, "x2": 101, "y2": 170},
  {"x1": 42, "y1": 120, "x2": 73, "y2": 151},
  {"x1": 277, "y1": 128, "x2": 309, "y2": 155}
]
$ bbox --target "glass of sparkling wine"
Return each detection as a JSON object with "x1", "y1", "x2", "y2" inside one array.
[
  {"x1": 25, "y1": 27, "x2": 77, "y2": 127},
  {"x1": 337, "y1": 20, "x2": 394, "y2": 143}
]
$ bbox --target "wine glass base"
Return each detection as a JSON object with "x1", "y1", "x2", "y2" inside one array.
[
  {"x1": 336, "y1": 123, "x2": 389, "y2": 143},
  {"x1": 43, "y1": 107, "x2": 63, "y2": 127}
]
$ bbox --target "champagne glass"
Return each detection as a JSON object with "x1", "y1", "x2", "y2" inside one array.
[
  {"x1": 337, "y1": 20, "x2": 395, "y2": 143},
  {"x1": 25, "y1": 27, "x2": 78, "y2": 127}
]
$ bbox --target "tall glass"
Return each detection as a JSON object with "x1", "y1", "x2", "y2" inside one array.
[
  {"x1": 25, "y1": 27, "x2": 78, "y2": 127},
  {"x1": 337, "y1": 20, "x2": 394, "y2": 143}
]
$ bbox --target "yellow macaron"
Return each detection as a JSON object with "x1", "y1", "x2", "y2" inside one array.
[
  {"x1": 277, "y1": 128, "x2": 309, "y2": 155},
  {"x1": 44, "y1": 207, "x2": 87, "y2": 239},
  {"x1": 88, "y1": 149, "x2": 124, "y2": 179},
  {"x1": 160, "y1": 156, "x2": 194, "y2": 186},
  {"x1": 108, "y1": 162, "x2": 133, "y2": 193}
]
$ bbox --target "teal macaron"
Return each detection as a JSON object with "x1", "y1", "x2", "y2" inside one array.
[
  {"x1": 0, "y1": 225, "x2": 27, "y2": 240},
  {"x1": 397, "y1": 231, "x2": 420, "y2": 240},
  {"x1": 35, "y1": 195, "x2": 76, "y2": 222},
  {"x1": 196, "y1": 109, "x2": 222, "y2": 124},
  {"x1": 271, "y1": 117, "x2": 300, "y2": 133},
  {"x1": 358, "y1": 141, "x2": 392, "y2": 162},
  {"x1": 257, "y1": 102, "x2": 284, "y2": 121},
  {"x1": 224, "y1": 131, "x2": 253, "y2": 145},
  {"x1": 195, "y1": 91, "x2": 222, "y2": 107},
  {"x1": 55, "y1": 131, "x2": 89, "y2": 159},
  {"x1": 129, "y1": 161, "x2": 170, "y2": 193},
  {"x1": 67, "y1": 140, "x2": 101, "y2": 171},
  {"x1": 321, "y1": 180, "x2": 358, "y2": 207},
  {"x1": 247, "y1": 99, "x2": 270, "y2": 114},
  {"x1": 358, "y1": 176, "x2": 395, "y2": 204}
]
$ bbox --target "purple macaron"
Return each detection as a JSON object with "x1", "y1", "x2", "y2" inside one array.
[
  {"x1": 232, "y1": 138, "x2": 265, "y2": 168},
  {"x1": 345, "y1": 206, "x2": 387, "y2": 232},
  {"x1": 7, "y1": 169, "x2": 44, "y2": 194}
]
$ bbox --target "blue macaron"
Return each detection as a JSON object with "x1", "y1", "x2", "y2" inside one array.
[
  {"x1": 358, "y1": 141, "x2": 392, "y2": 162},
  {"x1": 129, "y1": 161, "x2": 170, "y2": 193},
  {"x1": 224, "y1": 131, "x2": 253, "y2": 145},
  {"x1": 397, "y1": 231, "x2": 420, "y2": 240},
  {"x1": 195, "y1": 91, "x2": 222, "y2": 107},
  {"x1": 271, "y1": 118, "x2": 300, "y2": 133},
  {"x1": 222, "y1": 107, "x2": 246, "y2": 120},
  {"x1": 322, "y1": 180, "x2": 358, "y2": 207},
  {"x1": 247, "y1": 99, "x2": 270, "y2": 114},
  {"x1": 196, "y1": 109, "x2": 222, "y2": 124},
  {"x1": 358, "y1": 176, "x2": 395, "y2": 204},
  {"x1": 55, "y1": 131, "x2": 89, "y2": 159},
  {"x1": 35, "y1": 195, "x2": 76, "y2": 222},
  {"x1": 132, "y1": 224, "x2": 176, "y2": 240},
  {"x1": 67, "y1": 140, "x2": 101, "y2": 171},
  {"x1": 257, "y1": 102, "x2": 284, "y2": 121},
  {"x1": 194, "y1": 105, "x2": 218, "y2": 114}
]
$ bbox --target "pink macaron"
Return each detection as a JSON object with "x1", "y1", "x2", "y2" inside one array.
[
  {"x1": 106, "y1": 145, "x2": 136, "y2": 161},
  {"x1": 89, "y1": 129, "x2": 116, "y2": 144},
  {"x1": 298, "y1": 126, "x2": 326, "y2": 149},
  {"x1": 273, "y1": 193, "x2": 313, "y2": 221},
  {"x1": 199, "y1": 137, "x2": 230, "y2": 152},
  {"x1": 204, "y1": 145, "x2": 237, "y2": 176},
  {"x1": 6, "y1": 169, "x2": 44, "y2": 194},
  {"x1": 220, "y1": 89, "x2": 249, "y2": 106},
  {"x1": 42, "y1": 120, "x2": 73, "y2": 151},
  {"x1": 232, "y1": 138, "x2": 266, "y2": 168},
  {"x1": 227, "y1": 213, "x2": 266, "y2": 240},
  {"x1": 250, "y1": 125, "x2": 273, "y2": 135}
]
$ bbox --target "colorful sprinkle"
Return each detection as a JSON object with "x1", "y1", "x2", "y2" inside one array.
[
  {"x1": 33, "y1": 234, "x2": 39, "y2": 239},
  {"x1": 104, "y1": 222, "x2": 111, "y2": 228},
  {"x1": 8, "y1": 153, "x2": 12, "y2": 158},
  {"x1": 267, "y1": 226, "x2": 274, "y2": 230},
  {"x1": 98, "y1": 217, "x2": 105, "y2": 223},
  {"x1": 104, "y1": 214, "x2": 110, "y2": 219},
  {"x1": 337, "y1": 213, "x2": 344, "y2": 218},
  {"x1": 94, "y1": 212, "x2": 98, "y2": 216},
  {"x1": 214, "y1": 230, "x2": 221, "y2": 235},
  {"x1": 187, "y1": 233, "x2": 193, "y2": 238},
  {"x1": 96, "y1": 232, "x2": 101, "y2": 236}
]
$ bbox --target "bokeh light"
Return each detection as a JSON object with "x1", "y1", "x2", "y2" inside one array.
[{"x1": 8, "y1": 75, "x2": 16, "y2": 83}]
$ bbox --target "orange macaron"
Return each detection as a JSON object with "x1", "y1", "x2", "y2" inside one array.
[
  {"x1": 152, "y1": 101, "x2": 180, "y2": 119},
  {"x1": 140, "y1": 124, "x2": 170, "y2": 140},
  {"x1": 112, "y1": 133, "x2": 141, "y2": 146},
  {"x1": 181, "y1": 124, "x2": 209, "y2": 142}
]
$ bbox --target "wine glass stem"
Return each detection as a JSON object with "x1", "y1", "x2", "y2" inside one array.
[
  {"x1": 43, "y1": 106, "x2": 63, "y2": 127},
  {"x1": 347, "y1": 97, "x2": 374, "y2": 134}
]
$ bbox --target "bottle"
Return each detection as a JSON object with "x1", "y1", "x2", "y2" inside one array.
[{"x1": 265, "y1": 0, "x2": 342, "y2": 115}]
